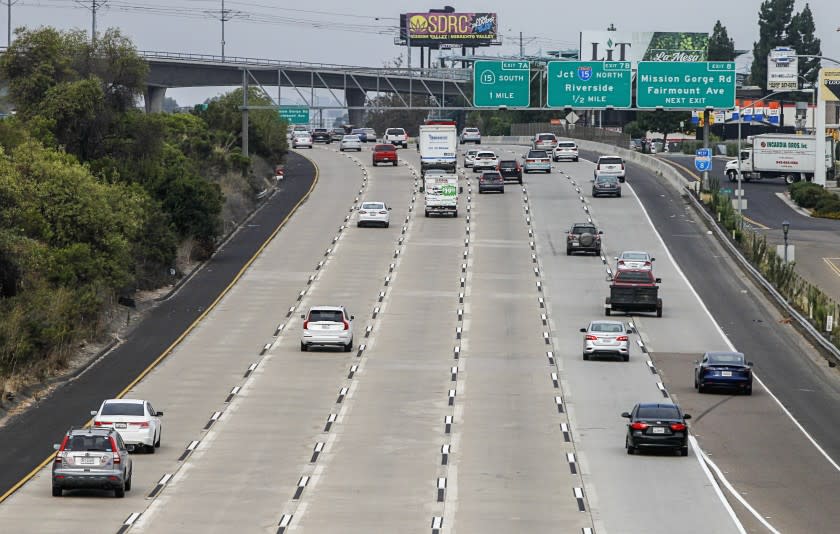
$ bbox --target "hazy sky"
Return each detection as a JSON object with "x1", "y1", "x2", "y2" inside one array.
[{"x1": 8, "y1": 0, "x2": 840, "y2": 105}]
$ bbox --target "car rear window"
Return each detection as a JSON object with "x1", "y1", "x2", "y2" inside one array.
[
  {"x1": 600, "y1": 157, "x2": 623, "y2": 165},
  {"x1": 308, "y1": 310, "x2": 344, "y2": 322},
  {"x1": 636, "y1": 406, "x2": 681, "y2": 419},
  {"x1": 538, "y1": 134, "x2": 556, "y2": 141},
  {"x1": 464, "y1": 128, "x2": 479, "y2": 132},
  {"x1": 591, "y1": 323, "x2": 624, "y2": 333},
  {"x1": 572, "y1": 226, "x2": 596, "y2": 234},
  {"x1": 499, "y1": 161, "x2": 517, "y2": 168},
  {"x1": 386, "y1": 128, "x2": 405, "y2": 135},
  {"x1": 477, "y1": 152, "x2": 495, "y2": 158},
  {"x1": 708, "y1": 353, "x2": 745, "y2": 365},
  {"x1": 615, "y1": 271, "x2": 653, "y2": 283},
  {"x1": 375, "y1": 144, "x2": 396, "y2": 151},
  {"x1": 528, "y1": 150, "x2": 548, "y2": 158},
  {"x1": 621, "y1": 252, "x2": 648, "y2": 260},
  {"x1": 362, "y1": 203, "x2": 385, "y2": 210},
  {"x1": 482, "y1": 172, "x2": 502, "y2": 180},
  {"x1": 557, "y1": 142, "x2": 577, "y2": 148},
  {"x1": 66, "y1": 435, "x2": 114, "y2": 451},
  {"x1": 101, "y1": 403, "x2": 145, "y2": 416}
]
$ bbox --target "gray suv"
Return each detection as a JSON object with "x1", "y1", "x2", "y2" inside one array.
[{"x1": 52, "y1": 427, "x2": 133, "y2": 497}]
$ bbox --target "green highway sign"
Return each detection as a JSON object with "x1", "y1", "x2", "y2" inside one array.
[
  {"x1": 546, "y1": 61, "x2": 631, "y2": 109},
  {"x1": 279, "y1": 106, "x2": 310, "y2": 125},
  {"x1": 636, "y1": 61, "x2": 736, "y2": 109},
  {"x1": 473, "y1": 60, "x2": 531, "y2": 108}
]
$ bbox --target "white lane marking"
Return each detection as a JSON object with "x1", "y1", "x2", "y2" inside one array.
[{"x1": 124, "y1": 512, "x2": 141, "y2": 526}]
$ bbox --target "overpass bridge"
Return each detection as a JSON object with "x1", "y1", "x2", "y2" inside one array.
[{"x1": 140, "y1": 50, "x2": 473, "y2": 125}]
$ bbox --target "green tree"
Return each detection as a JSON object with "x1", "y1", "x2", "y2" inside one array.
[
  {"x1": 636, "y1": 111, "x2": 691, "y2": 146},
  {"x1": 623, "y1": 120, "x2": 646, "y2": 140},
  {"x1": 750, "y1": 0, "x2": 795, "y2": 88},
  {"x1": 708, "y1": 21, "x2": 736, "y2": 61},
  {"x1": 788, "y1": 4, "x2": 822, "y2": 85}
]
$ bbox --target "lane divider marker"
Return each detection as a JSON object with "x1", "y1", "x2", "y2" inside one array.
[
  {"x1": 657, "y1": 382, "x2": 669, "y2": 398},
  {"x1": 277, "y1": 514, "x2": 293, "y2": 534},
  {"x1": 647, "y1": 360, "x2": 657, "y2": 374},
  {"x1": 555, "y1": 396, "x2": 565, "y2": 413},
  {"x1": 551, "y1": 372, "x2": 559, "y2": 388},
  {"x1": 453, "y1": 345, "x2": 461, "y2": 359},
  {"x1": 432, "y1": 516, "x2": 443, "y2": 533},
  {"x1": 456, "y1": 327, "x2": 462, "y2": 339},
  {"x1": 357, "y1": 343, "x2": 366, "y2": 358},
  {"x1": 567, "y1": 452, "x2": 577, "y2": 474},
  {"x1": 292, "y1": 476, "x2": 309, "y2": 500},
  {"x1": 561, "y1": 423, "x2": 571, "y2": 442},
  {"x1": 225, "y1": 386, "x2": 241, "y2": 403},
  {"x1": 260, "y1": 343, "x2": 271, "y2": 355},
  {"x1": 448, "y1": 389, "x2": 456, "y2": 406},
  {"x1": 437, "y1": 477, "x2": 447, "y2": 502},
  {"x1": 444, "y1": 415, "x2": 453, "y2": 434},
  {"x1": 451, "y1": 366, "x2": 459, "y2": 381},
  {"x1": 365, "y1": 325, "x2": 372, "y2": 338},
  {"x1": 546, "y1": 351, "x2": 555, "y2": 365},
  {"x1": 178, "y1": 440, "x2": 200, "y2": 462},
  {"x1": 348, "y1": 365, "x2": 358, "y2": 379},
  {"x1": 336, "y1": 387, "x2": 348, "y2": 403},
  {"x1": 574, "y1": 487, "x2": 586, "y2": 511},
  {"x1": 310, "y1": 442, "x2": 325, "y2": 463},
  {"x1": 116, "y1": 512, "x2": 142, "y2": 534},
  {"x1": 244, "y1": 363, "x2": 257, "y2": 378},
  {"x1": 544, "y1": 331, "x2": 551, "y2": 344},
  {"x1": 441, "y1": 444, "x2": 450, "y2": 465},
  {"x1": 146, "y1": 473, "x2": 172, "y2": 499},
  {"x1": 539, "y1": 297, "x2": 545, "y2": 308},
  {"x1": 203, "y1": 411, "x2": 222, "y2": 430},
  {"x1": 372, "y1": 306, "x2": 380, "y2": 318},
  {"x1": 324, "y1": 413, "x2": 337, "y2": 432}
]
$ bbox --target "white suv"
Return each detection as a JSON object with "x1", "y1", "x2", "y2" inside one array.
[
  {"x1": 301, "y1": 306, "x2": 354, "y2": 352},
  {"x1": 472, "y1": 151, "x2": 499, "y2": 172},
  {"x1": 594, "y1": 155, "x2": 626, "y2": 182},
  {"x1": 553, "y1": 141, "x2": 579, "y2": 162},
  {"x1": 384, "y1": 127, "x2": 408, "y2": 148},
  {"x1": 459, "y1": 127, "x2": 481, "y2": 144}
]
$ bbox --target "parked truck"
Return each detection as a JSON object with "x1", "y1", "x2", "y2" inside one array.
[
  {"x1": 424, "y1": 173, "x2": 459, "y2": 218},
  {"x1": 725, "y1": 134, "x2": 833, "y2": 185},
  {"x1": 419, "y1": 123, "x2": 457, "y2": 176}
]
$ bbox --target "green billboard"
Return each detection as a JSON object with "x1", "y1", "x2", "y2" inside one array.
[{"x1": 636, "y1": 62, "x2": 736, "y2": 109}]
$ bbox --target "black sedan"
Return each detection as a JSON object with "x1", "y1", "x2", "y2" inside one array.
[
  {"x1": 478, "y1": 171, "x2": 505, "y2": 194},
  {"x1": 695, "y1": 351, "x2": 753, "y2": 395},
  {"x1": 497, "y1": 159, "x2": 523, "y2": 184},
  {"x1": 592, "y1": 174, "x2": 621, "y2": 197},
  {"x1": 622, "y1": 403, "x2": 691, "y2": 456}
]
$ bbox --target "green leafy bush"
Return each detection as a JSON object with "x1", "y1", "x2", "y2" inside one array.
[{"x1": 789, "y1": 182, "x2": 829, "y2": 208}]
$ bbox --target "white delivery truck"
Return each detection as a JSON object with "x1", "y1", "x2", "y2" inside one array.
[
  {"x1": 424, "y1": 173, "x2": 459, "y2": 218},
  {"x1": 725, "y1": 134, "x2": 833, "y2": 184},
  {"x1": 419, "y1": 123, "x2": 458, "y2": 175}
]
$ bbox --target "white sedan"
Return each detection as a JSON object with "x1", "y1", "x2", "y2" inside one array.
[
  {"x1": 91, "y1": 399, "x2": 163, "y2": 453},
  {"x1": 292, "y1": 133, "x2": 313, "y2": 149},
  {"x1": 615, "y1": 251, "x2": 655, "y2": 270},
  {"x1": 581, "y1": 320, "x2": 632, "y2": 361},
  {"x1": 340, "y1": 134, "x2": 362, "y2": 152},
  {"x1": 358, "y1": 201, "x2": 391, "y2": 227}
]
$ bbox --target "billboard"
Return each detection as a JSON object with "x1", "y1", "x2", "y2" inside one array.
[
  {"x1": 767, "y1": 47, "x2": 798, "y2": 91},
  {"x1": 405, "y1": 12, "x2": 497, "y2": 44},
  {"x1": 579, "y1": 31, "x2": 709, "y2": 68},
  {"x1": 820, "y1": 68, "x2": 840, "y2": 102}
]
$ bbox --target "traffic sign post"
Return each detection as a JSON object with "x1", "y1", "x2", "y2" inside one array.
[
  {"x1": 546, "y1": 61, "x2": 632, "y2": 109},
  {"x1": 473, "y1": 60, "x2": 531, "y2": 108},
  {"x1": 636, "y1": 62, "x2": 736, "y2": 110},
  {"x1": 279, "y1": 106, "x2": 310, "y2": 125},
  {"x1": 694, "y1": 148, "x2": 712, "y2": 172}
]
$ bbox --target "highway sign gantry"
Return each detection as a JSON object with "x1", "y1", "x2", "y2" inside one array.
[
  {"x1": 473, "y1": 60, "x2": 531, "y2": 108},
  {"x1": 636, "y1": 62, "x2": 736, "y2": 110},
  {"x1": 547, "y1": 61, "x2": 632, "y2": 109},
  {"x1": 279, "y1": 106, "x2": 310, "y2": 125}
]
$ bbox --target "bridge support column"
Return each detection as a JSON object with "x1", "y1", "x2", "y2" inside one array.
[
  {"x1": 346, "y1": 88, "x2": 366, "y2": 126},
  {"x1": 144, "y1": 86, "x2": 167, "y2": 113}
]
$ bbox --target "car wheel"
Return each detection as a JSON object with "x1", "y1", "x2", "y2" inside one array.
[
  {"x1": 698, "y1": 382, "x2": 706, "y2": 394},
  {"x1": 574, "y1": 157, "x2": 579, "y2": 162},
  {"x1": 155, "y1": 430, "x2": 161, "y2": 448},
  {"x1": 372, "y1": 161, "x2": 377, "y2": 167},
  {"x1": 680, "y1": 447, "x2": 689, "y2": 457},
  {"x1": 745, "y1": 385, "x2": 753, "y2": 396},
  {"x1": 125, "y1": 471, "x2": 133, "y2": 491},
  {"x1": 605, "y1": 308, "x2": 611, "y2": 316},
  {"x1": 340, "y1": 148, "x2": 344, "y2": 152},
  {"x1": 425, "y1": 211, "x2": 430, "y2": 217},
  {"x1": 518, "y1": 178, "x2": 523, "y2": 184},
  {"x1": 115, "y1": 483, "x2": 126, "y2": 498},
  {"x1": 694, "y1": 378, "x2": 698, "y2": 390},
  {"x1": 566, "y1": 248, "x2": 571, "y2": 256},
  {"x1": 623, "y1": 354, "x2": 629, "y2": 362},
  {"x1": 300, "y1": 342, "x2": 308, "y2": 352},
  {"x1": 52, "y1": 486, "x2": 62, "y2": 497},
  {"x1": 453, "y1": 210, "x2": 458, "y2": 218},
  {"x1": 583, "y1": 353, "x2": 589, "y2": 361},
  {"x1": 393, "y1": 161, "x2": 398, "y2": 167},
  {"x1": 147, "y1": 442, "x2": 155, "y2": 454},
  {"x1": 626, "y1": 438, "x2": 635, "y2": 455},
  {"x1": 656, "y1": 300, "x2": 663, "y2": 318},
  {"x1": 618, "y1": 192, "x2": 622, "y2": 197},
  {"x1": 344, "y1": 339, "x2": 353, "y2": 352},
  {"x1": 385, "y1": 222, "x2": 390, "y2": 228},
  {"x1": 546, "y1": 169, "x2": 551, "y2": 174}
]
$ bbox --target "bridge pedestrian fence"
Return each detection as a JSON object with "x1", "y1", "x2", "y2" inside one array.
[{"x1": 510, "y1": 123, "x2": 630, "y2": 148}]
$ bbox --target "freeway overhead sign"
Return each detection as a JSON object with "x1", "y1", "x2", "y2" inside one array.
[
  {"x1": 279, "y1": 106, "x2": 310, "y2": 125},
  {"x1": 636, "y1": 62, "x2": 736, "y2": 110},
  {"x1": 547, "y1": 61, "x2": 632, "y2": 109},
  {"x1": 473, "y1": 60, "x2": 531, "y2": 108}
]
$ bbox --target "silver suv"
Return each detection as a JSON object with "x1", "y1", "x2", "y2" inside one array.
[{"x1": 52, "y1": 427, "x2": 133, "y2": 498}]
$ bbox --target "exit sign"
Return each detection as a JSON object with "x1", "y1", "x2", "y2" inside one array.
[
  {"x1": 473, "y1": 60, "x2": 531, "y2": 108},
  {"x1": 636, "y1": 62, "x2": 736, "y2": 110}
]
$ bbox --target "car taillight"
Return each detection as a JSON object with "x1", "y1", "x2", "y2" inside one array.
[
  {"x1": 110, "y1": 437, "x2": 120, "y2": 463},
  {"x1": 618, "y1": 260, "x2": 625, "y2": 265},
  {"x1": 644, "y1": 261, "x2": 651, "y2": 267},
  {"x1": 585, "y1": 335, "x2": 598, "y2": 340},
  {"x1": 630, "y1": 422, "x2": 648, "y2": 431},
  {"x1": 379, "y1": 211, "x2": 388, "y2": 215},
  {"x1": 131, "y1": 422, "x2": 150, "y2": 428},
  {"x1": 621, "y1": 163, "x2": 625, "y2": 170},
  {"x1": 526, "y1": 159, "x2": 534, "y2": 163},
  {"x1": 303, "y1": 320, "x2": 309, "y2": 330},
  {"x1": 359, "y1": 210, "x2": 367, "y2": 214},
  {"x1": 617, "y1": 336, "x2": 629, "y2": 341},
  {"x1": 55, "y1": 435, "x2": 69, "y2": 462},
  {"x1": 342, "y1": 320, "x2": 350, "y2": 330},
  {"x1": 597, "y1": 164, "x2": 601, "y2": 170},
  {"x1": 670, "y1": 423, "x2": 687, "y2": 432}
]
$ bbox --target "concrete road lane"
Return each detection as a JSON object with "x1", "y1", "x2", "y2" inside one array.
[
  {"x1": 525, "y1": 156, "x2": 741, "y2": 534},
  {"x1": 129, "y1": 147, "x2": 420, "y2": 532},
  {"x1": 0, "y1": 147, "x2": 372, "y2": 533},
  {"x1": 451, "y1": 178, "x2": 590, "y2": 532}
]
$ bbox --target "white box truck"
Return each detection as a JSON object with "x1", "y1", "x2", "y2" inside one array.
[
  {"x1": 424, "y1": 174, "x2": 459, "y2": 218},
  {"x1": 725, "y1": 134, "x2": 833, "y2": 184},
  {"x1": 419, "y1": 123, "x2": 457, "y2": 175}
]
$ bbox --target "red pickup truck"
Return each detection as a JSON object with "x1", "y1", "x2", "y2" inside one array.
[
  {"x1": 372, "y1": 144, "x2": 398, "y2": 167},
  {"x1": 605, "y1": 269, "x2": 662, "y2": 317}
]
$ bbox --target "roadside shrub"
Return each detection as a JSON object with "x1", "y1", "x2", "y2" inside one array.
[
  {"x1": 814, "y1": 195, "x2": 840, "y2": 214},
  {"x1": 789, "y1": 182, "x2": 830, "y2": 209}
]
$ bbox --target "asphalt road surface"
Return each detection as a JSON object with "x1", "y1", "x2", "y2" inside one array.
[{"x1": 2, "y1": 142, "x2": 840, "y2": 533}]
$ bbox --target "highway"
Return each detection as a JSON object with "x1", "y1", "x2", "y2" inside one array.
[{"x1": 1, "y1": 141, "x2": 840, "y2": 533}]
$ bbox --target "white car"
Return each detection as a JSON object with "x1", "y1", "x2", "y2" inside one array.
[
  {"x1": 292, "y1": 133, "x2": 313, "y2": 149},
  {"x1": 553, "y1": 141, "x2": 579, "y2": 162},
  {"x1": 301, "y1": 306, "x2": 354, "y2": 352},
  {"x1": 91, "y1": 399, "x2": 163, "y2": 453},
  {"x1": 459, "y1": 127, "x2": 481, "y2": 144},
  {"x1": 594, "y1": 155, "x2": 626, "y2": 182},
  {"x1": 384, "y1": 127, "x2": 408, "y2": 148},
  {"x1": 358, "y1": 201, "x2": 391, "y2": 228},
  {"x1": 340, "y1": 134, "x2": 362, "y2": 152},
  {"x1": 463, "y1": 149, "x2": 479, "y2": 168},
  {"x1": 472, "y1": 150, "x2": 499, "y2": 172},
  {"x1": 533, "y1": 132, "x2": 558, "y2": 152},
  {"x1": 581, "y1": 320, "x2": 632, "y2": 361},
  {"x1": 615, "y1": 251, "x2": 654, "y2": 271}
]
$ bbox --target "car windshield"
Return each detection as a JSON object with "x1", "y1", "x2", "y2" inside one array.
[
  {"x1": 590, "y1": 323, "x2": 624, "y2": 333},
  {"x1": 362, "y1": 203, "x2": 384, "y2": 210},
  {"x1": 616, "y1": 271, "x2": 652, "y2": 283},
  {"x1": 636, "y1": 406, "x2": 681, "y2": 419},
  {"x1": 374, "y1": 145, "x2": 395, "y2": 151},
  {"x1": 101, "y1": 402, "x2": 144, "y2": 416},
  {"x1": 621, "y1": 252, "x2": 649, "y2": 261},
  {"x1": 572, "y1": 226, "x2": 596, "y2": 235},
  {"x1": 308, "y1": 310, "x2": 344, "y2": 322},
  {"x1": 499, "y1": 161, "x2": 517, "y2": 168},
  {"x1": 66, "y1": 435, "x2": 114, "y2": 452},
  {"x1": 600, "y1": 157, "x2": 623, "y2": 165},
  {"x1": 538, "y1": 134, "x2": 555, "y2": 141},
  {"x1": 708, "y1": 353, "x2": 745, "y2": 365},
  {"x1": 386, "y1": 129, "x2": 404, "y2": 135},
  {"x1": 477, "y1": 152, "x2": 495, "y2": 158},
  {"x1": 528, "y1": 151, "x2": 548, "y2": 158}
]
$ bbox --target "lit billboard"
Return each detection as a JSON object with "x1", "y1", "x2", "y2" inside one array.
[{"x1": 404, "y1": 12, "x2": 498, "y2": 44}]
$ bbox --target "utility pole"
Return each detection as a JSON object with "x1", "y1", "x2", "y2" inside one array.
[
  {"x1": 75, "y1": 0, "x2": 107, "y2": 43},
  {"x1": 220, "y1": 0, "x2": 228, "y2": 61},
  {"x1": 519, "y1": 31, "x2": 523, "y2": 58},
  {"x1": 5, "y1": 0, "x2": 16, "y2": 47}
]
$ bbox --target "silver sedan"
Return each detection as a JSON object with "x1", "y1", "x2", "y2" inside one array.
[
  {"x1": 581, "y1": 320, "x2": 632, "y2": 361},
  {"x1": 615, "y1": 251, "x2": 654, "y2": 271}
]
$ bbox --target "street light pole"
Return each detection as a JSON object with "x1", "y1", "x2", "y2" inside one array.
[{"x1": 782, "y1": 220, "x2": 790, "y2": 263}]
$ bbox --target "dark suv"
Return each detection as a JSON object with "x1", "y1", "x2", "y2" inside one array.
[
  {"x1": 52, "y1": 427, "x2": 133, "y2": 497},
  {"x1": 567, "y1": 223, "x2": 603, "y2": 255},
  {"x1": 312, "y1": 128, "x2": 332, "y2": 144},
  {"x1": 497, "y1": 160, "x2": 523, "y2": 183}
]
